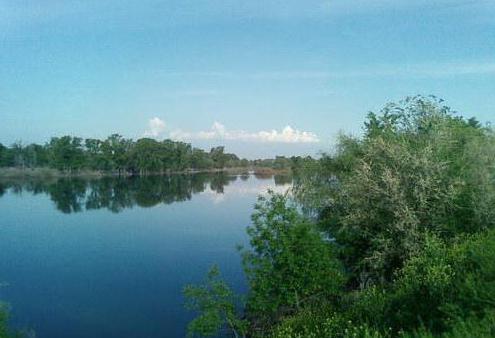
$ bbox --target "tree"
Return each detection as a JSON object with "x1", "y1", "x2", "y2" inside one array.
[
  {"x1": 0, "y1": 143, "x2": 8, "y2": 167},
  {"x1": 48, "y1": 136, "x2": 85, "y2": 172},
  {"x1": 210, "y1": 146, "x2": 227, "y2": 169},
  {"x1": 84, "y1": 138, "x2": 105, "y2": 170},
  {"x1": 23, "y1": 143, "x2": 49, "y2": 168},
  {"x1": 172, "y1": 141, "x2": 193, "y2": 170},
  {"x1": 191, "y1": 148, "x2": 214, "y2": 170},
  {"x1": 101, "y1": 134, "x2": 132, "y2": 174},
  {"x1": 10, "y1": 142, "x2": 24, "y2": 168},
  {"x1": 183, "y1": 265, "x2": 248, "y2": 338},
  {"x1": 0, "y1": 304, "x2": 24, "y2": 338},
  {"x1": 128, "y1": 138, "x2": 165, "y2": 174},
  {"x1": 241, "y1": 192, "x2": 344, "y2": 325},
  {"x1": 273, "y1": 156, "x2": 291, "y2": 170},
  {"x1": 295, "y1": 96, "x2": 495, "y2": 285}
]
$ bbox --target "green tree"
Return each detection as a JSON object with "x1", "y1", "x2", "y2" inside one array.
[
  {"x1": 210, "y1": 146, "x2": 227, "y2": 169},
  {"x1": 172, "y1": 141, "x2": 193, "y2": 170},
  {"x1": 191, "y1": 148, "x2": 214, "y2": 170},
  {"x1": 0, "y1": 304, "x2": 24, "y2": 338},
  {"x1": 295, "y1": 96, "x2": 495, "y2": 285},
  {"x1": 48, "y1": 136, "x2": 85, "y2": 172},
  {"x1": 0, "y1": 143, "x2": 7, "y2": 167},
  {"x1": 241, "y1": 192, "x2": 344, "y2": 325},
  {"x1": 128, "y1": 138, "x2": 164, "y2": 174},
  {"x1": 183, "y1": 265, "x2": 248, "y2": 338},
  {"x1": 10, "y1": 142, "x2": 25, "y2": 168},
  {"x1": 23, "y1": 143, "x2": 49, "y2": 168},
  {"x1": 101, "y1": 134, "x2": 132, "y2": 174},
  {"x1": 84, "y1": 138, "x2": 105, "y2": 170}
]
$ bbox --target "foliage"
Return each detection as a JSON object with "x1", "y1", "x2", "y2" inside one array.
[
  {"x1": 265, "y1": 96, "x2": 495, "y2": 338},
  {"x1": 0, "y1": 136, "x2": 310, "y2": 174},
  {"x1": 295, "y1": 95, "x2": 495, "y2": 284},
  {"x1": 241, "y1": 192, "x2": 345, "y2": 326},
  {"x1": 268, "y1": 308, "x2": 386, "y2": 338},
  {"x1": 0, "y1": 304, "x2": 23, "y2": 338},
  {"x1": 265, "y1": 229, "x2": 495, "y2": 337},
  {"x1": 401, "y1": 310, "x2": 495, "y2": 338},
  {"x1": 0, "y1": 306, "x2": 9, "y2": 338},
  {"x1": 183, "y1": 265, "x2": 248, "y2": 338},
  {"x1": 387, "y1": 229, "x2": 495, "y2": 333},
  {"x1": 49, "y1": 136, "x2": 86, "y2": 171}
]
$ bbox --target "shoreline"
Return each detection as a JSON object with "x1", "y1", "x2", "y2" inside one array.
[{"x1": 0, "y1": 167, "x2": 291, "y2": 179}]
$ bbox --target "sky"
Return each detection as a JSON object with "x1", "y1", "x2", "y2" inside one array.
[{"x1": 0, "y1": 0, "x2": 494, "y2": 158}]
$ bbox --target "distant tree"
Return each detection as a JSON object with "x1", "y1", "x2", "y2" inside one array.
[
  {"x1": 273, "y1": 156, "x2": 291, "y2": 170},
  {"x1": 23, "y1": 143, "x2": 49, "y2": 168},
  {"x1": 84, "y1": 138, "x2": 104, "y2": 170},
  {"x1": 10, "y1": 142, "x2": 25, "y2": 168},
  {"x1": 101, "y1": 134, "x2": 132, "y2": 174},
  {"x1": 0, "y1": 143, "x2": 7, "y2": 167},
  {"x1": 175, "y1": 141, "x2": 193, "y2": 170},
  {"x1": 239, "y1": 159, "x2": 250, "y2": 167},
  {"x1": 48, "y1": 136, "x2": 85, "y2": 172},
  {"x1": 128, "y1": 138, "x2": 164, "y2": 174},
  {"x1": 0, "y1": 134, "x2": 279, "y2": 174},
  {"x1": 191, "y1": 148, "x2": 214, "y2": 169},
  {"x1": 210, "y1": 146, "x2": 227, "y2": 169}
]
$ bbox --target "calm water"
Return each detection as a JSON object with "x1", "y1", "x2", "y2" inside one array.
[{"x1": 0, "y1": 173, "x2": 291, "y2": 338}]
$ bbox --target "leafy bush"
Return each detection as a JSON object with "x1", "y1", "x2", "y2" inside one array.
[
  {"x1": 0, "y1": 306, "x2": 10, "y2": 338},
  {"x1": 183, "y1": 265, "x2": 248, "y2": 338},
  {"x1": 386, "y1": 229, "x2": 495, "y2": 333},
  {"x1": 295, "y1": 96, "x2": 495, "y2": 284},
  {"x1": 268, "y1": 309, "x2": 385, "y2": 338},
  {"x1": 241, "y1": 192, "x2": 345, "y2": 326}
]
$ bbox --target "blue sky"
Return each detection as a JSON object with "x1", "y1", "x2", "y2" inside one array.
[{"x1": 1, "y1": 0, "x2": 494, "y2": 158}]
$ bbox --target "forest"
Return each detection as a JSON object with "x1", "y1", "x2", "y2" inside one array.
[
  {"x1": 0, "y1": 136, "x2": 307, "y2": 175},
  {"x1": 182, "y1": 96, "x2": 495, "y2": 338}
]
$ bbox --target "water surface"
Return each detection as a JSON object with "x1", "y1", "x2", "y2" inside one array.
[{"x1": 0, "y1": 173, "x2": 291, "y2": 338}]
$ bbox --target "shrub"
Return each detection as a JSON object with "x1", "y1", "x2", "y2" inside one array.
[{"x1": 241, "y1": 192, "x2": 345, "y2": 326}]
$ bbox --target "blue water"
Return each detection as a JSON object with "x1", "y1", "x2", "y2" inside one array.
[{"x1": 0, "y1": 174, "x2": 291, "y2": 338}]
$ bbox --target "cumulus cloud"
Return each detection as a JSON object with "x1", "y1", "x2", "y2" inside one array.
[
  {"x1": 143, "y1": 117, "x2": 166, "y2": 137},
  {"x1": 170, "y1": 122, "x2": 319, "y2": 143}
]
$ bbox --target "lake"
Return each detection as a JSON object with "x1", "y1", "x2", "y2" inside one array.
[{"x1": 0, "y1": 173, "x2": 292, "y2": 338}]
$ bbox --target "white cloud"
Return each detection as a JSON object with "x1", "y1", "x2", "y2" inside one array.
[
  {"x1": 170, "y1": 122, "x2": 319, "y2": 144},
  {"x1": 143, "y1": 117, "x2": 166, "y2": 138}
]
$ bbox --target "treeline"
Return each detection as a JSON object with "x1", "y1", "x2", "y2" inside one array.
[
  {"x1": 184, "y1": 96, "x2": 495, "y2": 338},
  {"x1": 0, "y1": 135, "x2": 311, "y2": 174}
]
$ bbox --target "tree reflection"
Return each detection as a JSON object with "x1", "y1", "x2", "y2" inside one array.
[
  {"x1": 47, "y1": 178, "x2": 87, "y2": 213},
  {"x1": 273, "y1": 175, "x2": 293, "y2": 186},
  {"x1": 0, "y1": 173, "x2": 248, "y2": 214}
]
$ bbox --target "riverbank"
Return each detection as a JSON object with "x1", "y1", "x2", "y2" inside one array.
[{"x1": 0, "y1": 167, "x2": 291, "y2": 179}]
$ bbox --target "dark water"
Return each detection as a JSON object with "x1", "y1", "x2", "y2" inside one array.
[{"x1": 0, "y1": 173, "x2": 291, "y2": 338}]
